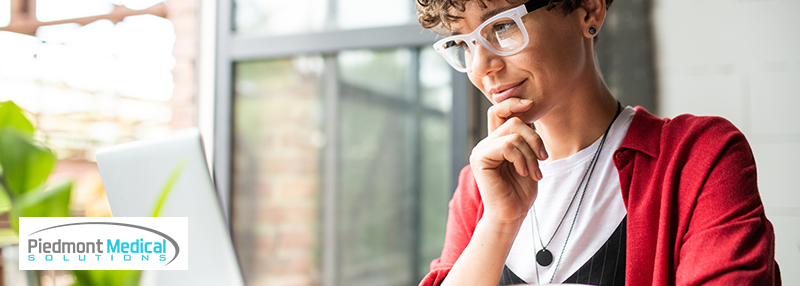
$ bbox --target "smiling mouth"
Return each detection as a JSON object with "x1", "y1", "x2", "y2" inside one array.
[{"x1": 491, "y1": 79, "x2": 526, "y2": 103}]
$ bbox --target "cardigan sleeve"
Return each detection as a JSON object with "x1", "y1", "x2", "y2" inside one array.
[
  {"x1": 671, "y1": 117, "x2": 779, "y2": 285},
  {"x1": 419, "y1": 165, "x2": 484, "y2": 286}
]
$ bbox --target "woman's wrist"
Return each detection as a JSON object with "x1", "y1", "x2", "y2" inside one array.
[
  {"x1": 441, "y1": 213, "x2": 524, "y2": 286},
  {"x1": 477, "y1": 214, "x2": 525, "y2": 236}
]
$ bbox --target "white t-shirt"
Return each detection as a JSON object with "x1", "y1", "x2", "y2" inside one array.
[{"x1": 505, "y1": 106, "x2": 636, "y2": 284}]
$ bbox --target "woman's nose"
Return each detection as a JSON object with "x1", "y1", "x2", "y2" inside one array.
[{"x1": 470, "y1": 42, "x2": 505, "y2": 76}]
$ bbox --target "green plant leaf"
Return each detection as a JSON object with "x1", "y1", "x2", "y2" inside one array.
[
  {"x1": 0, "y1": 185, "x2": 10, "y2": 214},
  {"x1": 70, "y1": 147, "x2": 187, "y2": 285},
  {"x1": 70, "y1": 158, "x2": 187, "y2": 285},
  {"x1": 0, "y1": 127, "x2": 55, "y2": 195},
  {"x1": 0, "y1": 101, "x2": 35, "y2": 139},
  {"x1": 72, "y1": 270, "x2": 141, "y2": 286},
  {"x1": 151, "y1": 157, "x2": 189, "y2": 217},
  {"x1": 0, "y1": 169, "x2": 10, "y2": 214},
  {"x1": 9, "y1": 180, "x2": 71, "y2": 232}
]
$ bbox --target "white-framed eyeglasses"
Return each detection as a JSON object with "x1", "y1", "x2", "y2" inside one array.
[{"x1": 432, "y1": 0, "x2": 548, "y2": 73}]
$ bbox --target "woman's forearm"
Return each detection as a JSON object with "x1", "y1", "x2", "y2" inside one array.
[{"x1": 440, "y1": 217, "x2": 523, "y2": 286}]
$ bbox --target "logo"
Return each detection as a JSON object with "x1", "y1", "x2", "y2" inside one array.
[{"x1": 19, "y1": 217, "x2": 188, "y2": 270}]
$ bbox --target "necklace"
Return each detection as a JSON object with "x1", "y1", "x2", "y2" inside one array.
[{"x1": 531, "y1": 102, "x2": 622, "y2": 283}]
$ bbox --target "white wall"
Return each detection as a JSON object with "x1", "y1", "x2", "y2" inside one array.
[{"x1": 653, "y1": 0, "x2": 800, "y2": 283}]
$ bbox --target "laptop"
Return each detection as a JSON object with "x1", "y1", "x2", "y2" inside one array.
[{"x1": 95, "y1": 127, "x2": 245, "y2": 286}]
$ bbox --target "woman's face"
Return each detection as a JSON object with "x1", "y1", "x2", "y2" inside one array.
[{"x1": 449, "y1": 1, "x2": 591, "y2": 124}]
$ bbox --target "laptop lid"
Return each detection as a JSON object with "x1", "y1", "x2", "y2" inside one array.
[{"x1": 95, "y1": 127, "x2": 245, "y2": 286}]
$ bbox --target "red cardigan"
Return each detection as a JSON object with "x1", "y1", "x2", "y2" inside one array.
[{"x1": 420, "y1": 107, "x2": 781, "y2": 286}]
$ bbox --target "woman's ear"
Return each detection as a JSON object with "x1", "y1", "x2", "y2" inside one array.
[{"x1": 579, "y1": 0, "x2": 607, "y2": 38}]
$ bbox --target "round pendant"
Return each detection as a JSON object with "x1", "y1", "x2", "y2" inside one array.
[{"x1": 536, "y1": 249, "x2": 553, "y2": 266}]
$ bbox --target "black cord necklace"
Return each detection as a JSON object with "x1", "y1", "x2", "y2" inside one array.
[{"x1": 531, "y1": 102, "x2": 622, "y2": 283}]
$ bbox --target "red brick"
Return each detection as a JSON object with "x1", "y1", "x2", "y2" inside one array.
[
  {"x1": 278, "y1": 186, "x2": 316, "y2": 201},
  {"x1": 255, "y1": 236, "x2": 277, "y2": 252},
  {"x1": 279, "y1": 230, "x2": 314, "y2": 249}
]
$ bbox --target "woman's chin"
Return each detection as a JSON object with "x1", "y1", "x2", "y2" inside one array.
[{"x1": 511, "y1": 112, "x2": 537, "y2": 126}]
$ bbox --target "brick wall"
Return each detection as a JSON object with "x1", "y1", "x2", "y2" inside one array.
[{"x1": 231, "y1": 59, "x2": 324, "y2": 286}]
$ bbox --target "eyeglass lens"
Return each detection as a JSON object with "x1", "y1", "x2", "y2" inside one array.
[{"x1": 440, "y1": 17, "x2": 524, "y2": 71}]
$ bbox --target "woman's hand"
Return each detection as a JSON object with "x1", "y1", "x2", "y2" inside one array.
[{"x1": 470, "y1": 98, "x2": 548, "y2": 225}]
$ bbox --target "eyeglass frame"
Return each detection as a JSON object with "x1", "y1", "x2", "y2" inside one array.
[{"x1": 432, "y1": 0, "x2": 549, "y2": 73}]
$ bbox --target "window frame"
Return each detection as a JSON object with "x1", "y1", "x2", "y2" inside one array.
[{"x1": 212, "y1": 0, "x2": 478, "y2": 284}]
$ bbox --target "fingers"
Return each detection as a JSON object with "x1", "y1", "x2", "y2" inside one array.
[
  {"x1": 475, "y1": 97, "x2": 547, "y2": 181},
  {"x1": 473, "y1": 133, "x2": 543, "y2": 180},
  {"x1": 487, "y1": 117, "x2": 548, "y2": 160},
  {"x1": 502, "y1": 134, "x2": 542, "y2": 180},
  {"x1": 488, "y1": 98, "x2": 533, "y2": 133}
]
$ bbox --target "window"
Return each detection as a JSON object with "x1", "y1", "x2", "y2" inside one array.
[
  {"x1": 1, "y1": 3, "x2": 176, "y2": 161},
  {"x1": 230, "y1": 46, "x2": 453, "y2": 285},
  {"x1": 232, "y1": 55, "x2": 325, "y2": 284},
  {"x1": 0, "y1": 0, "x2": 194, "y2": 217},
  {"x1": 234, "y1": 0, "x2": 415, "y2": 36},
  {"x1": 220, "y1": 0, "x2": 467, "y2": 285}
]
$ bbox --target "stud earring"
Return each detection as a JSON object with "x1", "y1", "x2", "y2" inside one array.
[{"x1": 588, "y1": 26, "x2": 597, "y2": 36}]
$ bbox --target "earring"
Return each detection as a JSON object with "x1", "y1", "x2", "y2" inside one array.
[{"x1": 588, "y1": 26, "x2": 597, "y2": 36}]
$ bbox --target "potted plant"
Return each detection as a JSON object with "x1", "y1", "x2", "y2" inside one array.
[{"x1": 0, "y1": 101, "x2": 141, "y2": 286}]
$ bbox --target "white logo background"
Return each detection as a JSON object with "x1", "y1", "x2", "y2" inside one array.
[{"x1": 19, "y1": 217, "x2": 188, "y2": 270}]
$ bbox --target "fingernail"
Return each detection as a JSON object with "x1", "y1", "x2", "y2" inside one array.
[
  {"x1": 539, "y1": 147, "x2": 548, "y2": 159},
  {"x1": 520, "y1": 99, "x2": 532, "y2": 104},
  {"x1": 535, "y1": 169, "x2": 543, "y2": 180}
]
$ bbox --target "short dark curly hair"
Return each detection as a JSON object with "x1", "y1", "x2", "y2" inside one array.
[{"x1": 416, "y1": 0, "x2": 614, "y2": 32}]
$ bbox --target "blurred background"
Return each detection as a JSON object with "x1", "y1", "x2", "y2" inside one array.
[{"x1": 0, "y1": 0, "x2": 797, "y2": 285}]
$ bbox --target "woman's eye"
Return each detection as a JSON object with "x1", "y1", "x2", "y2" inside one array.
[{"x1": 492, "y1": 22, "x2": 515, "y2": 33}]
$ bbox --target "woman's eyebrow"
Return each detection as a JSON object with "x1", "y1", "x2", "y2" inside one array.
[
  {"x1": 446, "y1": 5, "x2": 513, "y2": 36},
  {"x1": 481, "y1": 6, "x2": 509, "y2": 22}
]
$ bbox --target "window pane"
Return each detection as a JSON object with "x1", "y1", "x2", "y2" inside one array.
[
  {"x1": 233, "y1": 0, "x2": 415, "y2": 36},
  {"x1": 420, "y1": 47, "x2": 452, "y2": 113},
  {"x1": 338, "y1": 49, "x2": 412, "y2": 98},
  {"x1": 337, "y1": 49, "x2": 415, "y2": 286},
  {"x1": 232, "y1": 56, "x2": 324, "y2": 286},
  {"x1": 336, "y1": 0, "x2": 413, "y2": 30},
  {"x1": 0, "y1": 0, "x2": 9, "y2": 28},
  {"x1": 234, "y1": 0, "x2": 328, "y2": 36},
  {"x1": 0, "y1": 1, "x2": 190, "y2": 219},
  {"x1": 336, "y1": 47, "x2": 451, "y2": 285},
  {"x1": 0, "y1": 16, "x2": 177, "y2": 159},
  {"x1": 417, "y1": 46, "x2": 452, "y2": 279},
  {"x1": 231, "y1": 47, "x2": 452, "y2": 286}
]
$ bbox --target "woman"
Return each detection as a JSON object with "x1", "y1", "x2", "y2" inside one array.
[{"x1": 415, "y1": 0, "x2": 780, "y2": 285}]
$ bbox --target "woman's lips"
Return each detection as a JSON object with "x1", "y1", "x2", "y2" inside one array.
[{"x1": 490, "y1": 79, "x2": 526, "y2": 103}]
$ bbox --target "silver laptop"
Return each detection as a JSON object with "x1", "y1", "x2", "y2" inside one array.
[{"x1": 96, "y1": 128, "x2": 245, "y2": 286}]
